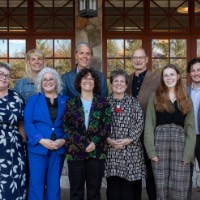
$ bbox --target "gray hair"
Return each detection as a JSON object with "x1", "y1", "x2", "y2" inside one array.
[
  {"x1": 35, "y1": 67, "x2": 63, "y2": 94},
  {"x1": 75, "y1": 42, "x2": 93, "y2": 55},
  {"x1": 110, "y1": 68, "x2": 129, "y2": 84},
  {"x1": 0, "y1": 62, "x2": 11, "y2": 72}
]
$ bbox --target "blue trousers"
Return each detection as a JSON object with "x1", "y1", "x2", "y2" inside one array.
[{"x1": 28, "y1": 151, "x2": 64, "y2": 200}]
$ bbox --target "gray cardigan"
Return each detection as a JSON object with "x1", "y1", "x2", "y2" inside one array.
[{"x1": 144, "y1": 93, "x2": 196, "y2": 163}]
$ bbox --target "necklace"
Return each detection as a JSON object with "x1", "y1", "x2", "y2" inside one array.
[{"x1": 114, "y1": 104, "x2": 122, "y2": 113}]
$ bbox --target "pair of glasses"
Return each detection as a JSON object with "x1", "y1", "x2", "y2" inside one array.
[
  {"x1": 42, "y1": 78, "x2": 55, "y2": 83},
  {"x1": 0, "y1": 71, "x2": 10, "y2": 80},
  {"x1": 132, "y1": 56, "x2": 146, "y2": 61}
]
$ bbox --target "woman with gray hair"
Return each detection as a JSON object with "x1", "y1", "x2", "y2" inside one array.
[
  {"x1": 105, "y1": 69, "x2": 146, "y2": 200},
  {"x1": 24, "y1": 67, "x2": 68, "y2": 200}
]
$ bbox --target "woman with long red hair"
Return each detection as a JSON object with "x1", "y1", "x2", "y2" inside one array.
[{"x1": 144, "y1": 64, "x2": 196, "y2": 200}]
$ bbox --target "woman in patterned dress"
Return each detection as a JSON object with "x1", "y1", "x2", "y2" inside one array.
[
  {"x1": 105, "y1": 69, "x2": 146, "y2": 200},
  {"x1": 0, "y1": 62, "x2": 26, "y2": 199},
  {"x1": 63, "y1": 68, "x2": 111, "y2": 200}
]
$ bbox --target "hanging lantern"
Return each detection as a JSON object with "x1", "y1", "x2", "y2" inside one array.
[{"x1": 78, "y1": 0, "x2": 98, "y2": 18}]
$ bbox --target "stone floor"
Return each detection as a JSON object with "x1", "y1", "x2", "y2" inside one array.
[{"x1": 61, "y1": 188, "x2": 200, "y2": 200}]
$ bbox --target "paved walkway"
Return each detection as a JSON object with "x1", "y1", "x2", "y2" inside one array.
[{"x1": 61, "y1": 188, "x2": 200, "y2": 199}]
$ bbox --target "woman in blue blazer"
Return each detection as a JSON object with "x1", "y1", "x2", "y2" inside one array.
[{"x1": 24, "y1": 67, "x2": 68, "y2": 200}]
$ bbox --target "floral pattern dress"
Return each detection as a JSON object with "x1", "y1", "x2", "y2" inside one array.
[{"x1": 0, "y1": 89, "x2": 26, "y2": 200}]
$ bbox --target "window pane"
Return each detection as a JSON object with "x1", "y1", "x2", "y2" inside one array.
[
  {"x1": 170, "y1": 59, "x2": 187, "y2": 77},
  {"x1": 107, "y1": 39, "x2": 124, "y2": 58},
  {"x1": 9, "y1": 40, "x2": 26, "y2": 58},
  {"x1": 10, "y1": 58, "x2": 26, "y2": 88},
  {"x1": 46, "y1": 59, "x2": 53, "y2": 67},
  {"x1": 125, "y1": 39, "x2": 142, "y2": 57},
  {"x1": 36, "y1": 39, "x2": 53, "y2": 57},
  {"x1": 152, "y1": 59, "x2": 169, "y2": 72},
  {"x1": 55, "y1": 40, "x2": 71, "y2": 57},
  {"x1": 54, "y1": 59, "x2": 71, "y2": 75},
  {"x1": 152, "y1": 39, "x2": 169, "y2": 58},
  {"x1": 125, "y1": 59, "x2": 134, "y2": 75},
  {"x1": 0, "y1": 40, "x2": 7, "y2": 57},
  {"x1": 170, "y1": 39, "x2": 186, "y2": 57},
  {"x1": 107, "y1": 59, "x2": 124, "y2": 77},
  {"x1": 0, "y1": 59, "x2": 7, "y2": 63},
  {"x1": 10, "y1": 59, "x2": 26, "y2": 78}
]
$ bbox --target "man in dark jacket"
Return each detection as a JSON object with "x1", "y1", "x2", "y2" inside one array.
[
  {"x1": 61, "y1": 42, "x2": 107, "y2": 97},
  {"x1": 127, "y1": 47, "x2": 160, "y2": 200}
]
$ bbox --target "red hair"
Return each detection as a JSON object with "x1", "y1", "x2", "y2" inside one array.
[{"x1": 154, "y1": 64, "x2": 190, "y2": 115}]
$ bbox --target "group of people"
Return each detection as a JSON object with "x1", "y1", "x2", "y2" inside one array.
[{"x1": 0, "y1": 42, "x2": 199, "y2": 200}]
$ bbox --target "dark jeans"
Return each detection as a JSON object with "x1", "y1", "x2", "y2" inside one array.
[
  {"x1": 143, "y1": 144, "x2": 157, "y2": 200},
  {"x1": 106, "y1": 176, "x2": 142, "y2": 200},
  {"x1": 188, "y1": 135, "x2": 200, "y2": 200},
  {"x1": 68, "y1": 159, "x2": 105, "y2": 200}
]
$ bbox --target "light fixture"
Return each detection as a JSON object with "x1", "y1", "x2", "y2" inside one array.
[
  {"x1": 78, "y1": 0, "x2": 98, "y2": 18},
  {"x1": 177, "y1": 6, "x2": 200, "y2": 14}
]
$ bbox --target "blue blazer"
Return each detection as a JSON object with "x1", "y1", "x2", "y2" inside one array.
[
  {"x1": 61, "y1": 67, "x2": 108, "y2": 97},
  {"x1": 24, "y1": 93, "x2": 68, "y2": 155}
]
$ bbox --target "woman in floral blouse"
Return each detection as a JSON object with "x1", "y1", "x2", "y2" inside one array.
[
  {"x1": 105, "y1": 69, "x2": 146, "y2": 200},
  {"x1": 63, "y1": 68, "x2": 111, "y2": 200}
]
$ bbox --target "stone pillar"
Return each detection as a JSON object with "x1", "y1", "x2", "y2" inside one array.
[{"x1": 76, "y1": 0, "x2": 102, "y2": 72}]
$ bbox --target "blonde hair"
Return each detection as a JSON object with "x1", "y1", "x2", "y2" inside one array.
[{"x1": 25, "y1": 49, "x2": 45, "y2": 78}]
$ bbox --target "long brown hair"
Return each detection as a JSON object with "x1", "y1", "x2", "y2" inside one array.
[{"x1": 154, "y1": 64, "x2": 190, "y2": 115}]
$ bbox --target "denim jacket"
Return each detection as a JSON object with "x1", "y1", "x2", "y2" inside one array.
[{"x1": 14, "y1": 77, "x2": 35, "y2": 102}]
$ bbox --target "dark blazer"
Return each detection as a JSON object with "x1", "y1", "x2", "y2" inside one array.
[
  {"x1": 63, "y1": 95, "x2": 111, "y2": 160},
  {"x1": 24, "y1": 93, "x2": 68, "y2": 155},
  {"x1": 61, "y1": 67, "x2": 108, "y2": 97}
]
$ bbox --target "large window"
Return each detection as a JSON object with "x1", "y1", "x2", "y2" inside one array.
[
  {"x1": 0, "y1": 0, "x2": 75, "y2": 87},
  {"x1": 103, "y1": 0, "x2": 200, "y2": 84},
  {"x1": 36, "y1": 39, "x2": 72, "y2": 75},
  {"x1": 152, "y1": 39, "x2": 187, "y2": 76},
  {"x1": 107, "y1": 39, "x2": 142, "y2": 76}
]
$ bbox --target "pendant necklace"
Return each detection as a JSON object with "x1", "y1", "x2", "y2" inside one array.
[{"x1": 114, "y1": 103, "x2": 122, "y2": 113}]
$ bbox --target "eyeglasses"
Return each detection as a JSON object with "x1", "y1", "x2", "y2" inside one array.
[
  {"x1": 42, "y1": 78, "x2": 55, "y2": 83},
  {"x1": 132, "y1": 56, "x2": 146, "y2": 61},
  {"x1": 163, "y1": 73, "x2": 178, "y2": 79},
  {"x1": 0, "y1": 71, "x2": 10, "y2": 80},
  {"x1": 82, "y1": 77, "x2": 94, "y2": 82}
]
